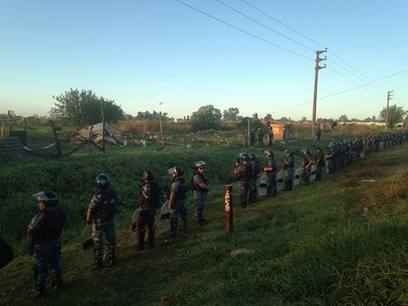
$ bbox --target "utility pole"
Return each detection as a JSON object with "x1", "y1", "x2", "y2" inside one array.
[
  {"x1": 385, "y1": 90, "x2": 393, "y2": 132},
  {"x1": 311, "y1": 49, "x2": 327, "y2": 140}
]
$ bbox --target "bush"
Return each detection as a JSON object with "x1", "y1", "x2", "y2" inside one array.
[{"x1": 191, "y1": 105, "x2": 222, "y2": 132}]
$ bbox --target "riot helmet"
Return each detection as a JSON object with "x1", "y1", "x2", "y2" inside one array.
[
  {"x1": 33, "y1": 191, "x2": 59, "y2": 207},
  {"x1": 168, "y1": 166, "x2": 184, "y2": 177},
  {"x1": 142, "y1": 170, "x2": 155, "y2": 181},
  {"x1": 194, "y1": 161, "x2": 206, "y2": 169},
  {"x1": 96, "y1": 173, "x2": 110, "y2": 190},
  {"x1": 264, "y1": 150, "x2": 274, "y2": 158}
]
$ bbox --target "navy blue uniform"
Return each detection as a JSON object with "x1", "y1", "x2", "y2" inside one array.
[
  {"x1": 88, "y1": 188, "x2": 117, "y2": 263},
  {"x1": 28, "y1": 205, "x2": 66, "y2": 291},
  {"x1": 168, "y1": 178, "x2": 188, "y2": 235},
  {"x1": 264, "y1": 158, "x2": 277, "y2": 196},
  {"x1": 192, "y1": 173, "x2": 209, "y2": 224},
  {"x1": 137, "y1": 181, "x2": 161, "y2": 249},
  {"x1": 234, "y1": 161, "x2": 251, "y2": 208}
]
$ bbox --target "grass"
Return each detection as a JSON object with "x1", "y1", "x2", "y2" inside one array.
[{"x1": 1, "y1": 133, "x2": 408, "y2": 305}]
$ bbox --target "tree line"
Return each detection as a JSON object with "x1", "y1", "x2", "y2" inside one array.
[{"x1": 48, "y1": 88, "x2": 407, "y2": 130}]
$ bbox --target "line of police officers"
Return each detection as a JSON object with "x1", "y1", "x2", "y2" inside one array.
[{"x1": 24, "y1": 131, "x2": 407, "y2": 297}]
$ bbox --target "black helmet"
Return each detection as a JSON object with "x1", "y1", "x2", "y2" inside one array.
[
  {"x1": 265, "y1": 150, "x2": 274, "y2": 158},
  {"x1": 96, "y1": 173, "x2": 110, "y2": 190},
  {"x1": 168, "y1": 166, "x2": 184, "y2": 177},
  {"x1": 142, "y1": 170, "x2": 154, "y2": 181},
  {"x1": 249, "y1": 153, "x2": 256, "y2": 160},
  {"x1": 33, "y1": 191, "x2": 59, "y2": 207},
  {"x1": 239, "y1": 152, "x2": 250, "y2": 161}
]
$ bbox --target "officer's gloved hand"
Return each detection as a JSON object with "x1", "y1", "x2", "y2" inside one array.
[{"x1": 170, "y1": 208, "x2": 176, "y2": 216}]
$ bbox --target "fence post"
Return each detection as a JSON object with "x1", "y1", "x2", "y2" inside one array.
[{"x1": 224, "y1": 184, "x2": 233, "y2": 233}]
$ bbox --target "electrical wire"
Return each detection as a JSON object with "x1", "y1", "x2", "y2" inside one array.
[
  {"x1": 215, "y1": 0, "x2": 315, "y2": 53},
  {"x1": 174, "y1": 0, "x2": 314, "y2": 62},
  {"x1": 239, "y1": 0, "x2": 386, "y2": 93},
  {"x1": 270, "y1": 68, "x2": 408, "y2": 114}
]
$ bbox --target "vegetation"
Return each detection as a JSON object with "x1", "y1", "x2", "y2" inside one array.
[
  {"x1": 1, "y1": 130, "x2": 408, "y2": 305},
  {"x1": 223, "y1": 107, "x2": 240, "y2": 121},
  {"x1": 379, "y1": 104, "x2": 407, "y2": 128},
  {"x1": 51, "y1": 89, "x2": 124, "y2": 126},
  {"x1": 191, "y1": 105, "x2": 222, "y2": 132}
]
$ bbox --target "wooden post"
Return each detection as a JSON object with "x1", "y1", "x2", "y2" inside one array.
[
  {"x1": 0, "y1": 121, "x2": 4, "y2": 138},
  {"x1": 247, "y1": 118, "x2": 251, "y2": 147},
  {"x1": 159, "y1": 111, "x2": 164, "y2": 145},
  {"x1": 49, "y1": 120, "x2": 62, "y2": 156},
  {"x1": 101, "y1": 101, "x2": 106, "y2": 153},
  {"x1": 224, "y1": 184, "x2": 233, "y2": 233},
  {"x1": 7, "y1": 111, "x2": 11, "y2": 136}
]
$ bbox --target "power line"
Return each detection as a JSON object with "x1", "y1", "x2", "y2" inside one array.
[
  {"x1": 319, "y1": 68, "x2": 408, "y2": 101},
  {"x1": 271, "y1": 68, "x2": 408, "y2": 114},
  {"x1": 214, "y1": 0, "x2": 315, "y2": 53},
  {"x1": 239, "y1": 0, "x2": 386, "y2": 93},
  {"x1": 239, "y1": 0, "x2": 322, "y2": 49},
  {"x1": 174, "y1": 0, "x2": 314, "y2": 62},
  {"x1": 328, "y1": 53, "x2": 385, "y2": 92},
  {"x1": 327, "y1": 66, "x2": 381, "y2": 95}
]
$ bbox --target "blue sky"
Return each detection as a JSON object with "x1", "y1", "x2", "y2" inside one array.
[{"x1": 0, "y1": 0, "x2": 407, "y2": 119}]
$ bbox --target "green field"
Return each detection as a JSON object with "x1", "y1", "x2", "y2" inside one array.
[{"x1": 1, "y1": 134, "x2": 408, "y2": 305}]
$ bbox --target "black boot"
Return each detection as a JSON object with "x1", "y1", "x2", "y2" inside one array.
[
  {"x1": 93, "y1": 259, "x2": 103, "y2": 271},
  {"x1": 53, "y1": 276, "x2": 64, "y2": 291},
  {"x1": 31, "y1": 282, "x2": 47, "y2": 298}
]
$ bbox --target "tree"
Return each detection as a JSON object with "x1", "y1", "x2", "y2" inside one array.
[
  {"x1": 264, "y1": 113, "x2": 273, "y2": 120},
  {"x1": 134, "y1": 110, "x2": 168, "y2": 120},
  {"x1": 338, "y1": 114, "x2": 348, "y2": 122},
  {"x1": 51, "y1": 89, "x2": 123, "y2": 126},
  {"x1": 191, "y1": 105, "x2": 222, "y2": 131},
  {"x1": 379, "y1": 104, "x2": 407, "y2": 128},
  {"x1": 223, "y1": 107, "x2": 240, "y2": 121}
]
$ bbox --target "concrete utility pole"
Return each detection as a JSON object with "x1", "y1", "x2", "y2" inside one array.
[
  {"x1": 311, "y1": 49, "x2": 327, "y2": 139},
  {"x1": 385, "y1": 90, "x2": 393, "y2": 132}
]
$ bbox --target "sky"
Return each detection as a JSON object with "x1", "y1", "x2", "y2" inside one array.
[{"x1": 0, "y1": 0, "x2": 407, "y2": 120}]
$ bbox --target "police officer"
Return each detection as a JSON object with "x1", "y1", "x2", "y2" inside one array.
[
  {"x1": 257, "y1": 128, "x2": 265, "y2": 147},
  {"x1": 249, "y1": 129, "x2": 256, "y2": 146},
  {"x1": 283, "y1": 149, "x2": 295, "y2": 191},
  {"x1": 86, "y1": 173, "x2": 117, "y2": 270},
  {"x1": 314, "y1": 147, "x2": 325, "y2": 181},
  {"x1": 263, "y1": 150, "x2": 277, "y2": 196},
  {"x1": 325, "y1": 143, "x2": 336, "y2": 174},
  {"x1": 267, "y1": 122, "x2": 274, "y2": 146},
  {"x1": 234, "y1": 153, "x2": 251, "y2": 208},
  {"x1": 132, "y1": 171, "x2": 162, "y2": 250},
  {"x1": 27, "y1": 191, "x2": 66, "y2": 297},
  {"x1": 301, "y1": 148, "x2": 313, "y2": 185},
  {"x1": 167, "y1": 166, "x2": 188, "y2": 236},
  {"x1": 192, "y1": 161, "x2": 209, "y2": 225},
  {"x1": 249, "y1": 153, "x2": 260, "y2": 202}
]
